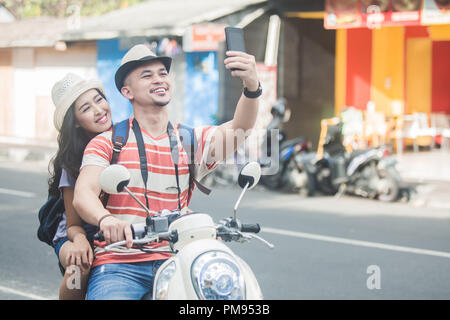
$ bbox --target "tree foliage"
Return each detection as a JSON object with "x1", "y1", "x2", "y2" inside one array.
[{"x1": 1, "y1": 0, "x2": 150, "y2": 19}]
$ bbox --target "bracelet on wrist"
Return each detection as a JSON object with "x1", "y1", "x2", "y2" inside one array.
[{"x1": 98, "y1": 214, "x2": 114, "y2": 227}]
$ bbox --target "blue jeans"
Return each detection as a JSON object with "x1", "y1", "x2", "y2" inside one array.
[{"x1": 86, "y1": 260, "x2": 166, "y2": 300}]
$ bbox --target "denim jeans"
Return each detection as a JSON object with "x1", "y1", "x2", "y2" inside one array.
[{"x1": 86, "y1": 260, "x2": 166, "y2": 300}]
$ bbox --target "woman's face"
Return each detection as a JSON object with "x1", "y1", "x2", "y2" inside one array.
[{"x1": 73, "y1": 89, "x2": 112, "y2": 135}]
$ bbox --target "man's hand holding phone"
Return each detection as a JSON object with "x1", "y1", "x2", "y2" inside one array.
[
  {"x1": 224, "y1": 27, "x2": 259, "y2": 92},
  {"x1": 224, "y1": 51, "x2": 259, "y2": 91}
]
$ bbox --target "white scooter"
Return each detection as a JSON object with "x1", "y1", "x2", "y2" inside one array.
[{"x1": 95, "y1": 162, "x2": 274, "y2": 300}]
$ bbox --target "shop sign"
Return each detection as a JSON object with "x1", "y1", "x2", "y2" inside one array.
[
  {"x1": 324, "y1": 0, "x2": 428, "y2": 29},
  {"x1": 183, "y1": 24, "x2": 226, "y2": 52}
]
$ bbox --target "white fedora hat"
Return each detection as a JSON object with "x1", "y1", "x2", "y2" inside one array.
[
  {"x1": 51, "y1": 73, "x2": 105, "y2": 131},
  {"x1": 114, "y1": 44, "x2": 172, "y2": 92}
]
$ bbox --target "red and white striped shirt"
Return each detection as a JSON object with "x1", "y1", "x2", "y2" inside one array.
[{"x1": 81, "y1": 118, "x2": 218, "y2": 267}]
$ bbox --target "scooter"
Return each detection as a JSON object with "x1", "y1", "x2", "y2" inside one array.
[
  {"x1": 95, "y1": 162, "x2": 273, "y2": 300},
  {"x1": 312, "y1": 121, "x2": 412, "y2": 202},
  {"x1": 259, "y1": 98, "x2": 315, "y2": 195}
]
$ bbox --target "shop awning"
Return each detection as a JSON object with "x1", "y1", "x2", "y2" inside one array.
[{"x1": 61, "y1": 0, "x2": 269, "y2": 41}]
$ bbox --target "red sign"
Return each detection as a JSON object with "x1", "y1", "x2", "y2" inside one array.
[
  {"x1": 183, "y1": 25, "x2": 226, "y2": 52},
  {"x1": 324, "y1": 0, "x2": 363, "y2": 29},
  {"x1": 325, "y1": 0, "x2": 422, "y2": 29}
]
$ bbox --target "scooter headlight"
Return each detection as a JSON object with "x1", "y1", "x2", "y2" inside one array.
[
  {"x1": 191, "y1": 251, "x2": 245, "y2": 300},
  {"x1": 154, "y1": 261, "x2": 176, "y2": 300}
]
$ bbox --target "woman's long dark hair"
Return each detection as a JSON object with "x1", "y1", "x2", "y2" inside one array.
[{"x1": 48, "y1": 89, "x2": 106, "y2": 198}]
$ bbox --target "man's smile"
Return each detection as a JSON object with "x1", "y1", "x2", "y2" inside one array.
[{"x1": 150, "y1": 86, "x2": 168, "y2": 96}]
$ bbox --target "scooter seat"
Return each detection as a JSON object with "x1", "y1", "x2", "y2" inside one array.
[{"x1": 348, "y1": 148, "x2": 376, "y2": 161}]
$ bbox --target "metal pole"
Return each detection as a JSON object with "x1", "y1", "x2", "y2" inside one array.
[{"x1": 233, "y1": 182, "x2": 249, "y2": 220}]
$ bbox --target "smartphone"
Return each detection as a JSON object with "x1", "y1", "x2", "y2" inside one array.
[{"x1": 225, "y1": 27, "x2": 246, "y2": 71}]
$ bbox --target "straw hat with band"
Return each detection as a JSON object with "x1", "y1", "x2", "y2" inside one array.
[
  {"x1": 114, "y1": 44, "x2": 172, "y2": 92},
  {"x1": 52, "y1": 73, "x2": 105, "y2": 132}
]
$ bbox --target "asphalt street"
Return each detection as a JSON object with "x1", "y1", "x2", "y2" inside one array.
[{"x1": 0, "y1": 163, "x2": 449, "y2": 300}]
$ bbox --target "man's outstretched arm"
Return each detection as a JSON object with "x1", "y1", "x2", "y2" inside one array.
[{"x1": 209, "y1": 50, "x2": 260, "y2": 163}]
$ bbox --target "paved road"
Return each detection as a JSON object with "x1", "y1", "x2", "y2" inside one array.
[{"x1": 0, "y1": 164, "x2": 449, "y2": 300}]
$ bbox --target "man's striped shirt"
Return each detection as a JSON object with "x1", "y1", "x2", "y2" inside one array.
[{"x1": 81, "y1": 118, "x2": 218, "y2": 267}]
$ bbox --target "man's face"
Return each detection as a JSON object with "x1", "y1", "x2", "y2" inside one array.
[{"x1": 122, "y1": 60, "x2": 172, "y2": 107}]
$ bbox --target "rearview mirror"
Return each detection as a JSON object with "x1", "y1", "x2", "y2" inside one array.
[
  {"x1": 237, "y1": 162, "x2": 261, "y2": 190},
  {"x1": 99, "y1": 164, "x2": 130, "y2": 194}
]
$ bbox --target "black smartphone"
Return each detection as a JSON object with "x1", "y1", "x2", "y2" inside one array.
[{"x1": 225, "y1": 27, "x2": 246, "y2": 71}]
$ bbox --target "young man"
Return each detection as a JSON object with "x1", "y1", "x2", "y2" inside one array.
[{"x1": 73, "y1": 44, "x2": 261, "y2": 299}]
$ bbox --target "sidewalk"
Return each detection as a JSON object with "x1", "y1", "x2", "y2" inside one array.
[
  {"x1": 2, "y1": 143, "x2": 447, "y2": 182},
  {"x1": 395, "y1": 150, "x2": 450, "y2": 210},
  {"x1": 0, "y1": 139, "x2": 56, "y2": 173},
  {"x1": 396, "y1": 150, "x2": 450, "y2": 183}
]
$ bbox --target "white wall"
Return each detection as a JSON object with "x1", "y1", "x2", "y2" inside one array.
[
  {"x1": 10, "y1": 46, "x2": 97, "y2": 141},
  {"x1": 12, "y1": 48, "x2": 35, "y2": 139}
]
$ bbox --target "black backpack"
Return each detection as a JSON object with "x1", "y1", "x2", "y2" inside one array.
[
  {"x1": 37, "y1": 196, "x2": 65, "y2": 246},
  {"x1": 37, "y1": 119, "x2": 210, "y2": 246}
]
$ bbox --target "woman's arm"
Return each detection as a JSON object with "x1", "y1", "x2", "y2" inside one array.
[
  {"x1": 61, "y1": 186, "x2": 93, "y2": 270},
  {"x1": 62, "y1": 187, "x2": 87, "y2": 242}
]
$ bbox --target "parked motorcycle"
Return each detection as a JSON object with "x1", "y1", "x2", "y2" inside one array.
[
  {"x1": 259, "y1": 98, "x2": 315, "y2": 195},
  {"x1": 311, "y1": 121, "x2": 411, "y2": 202},
  {"x1": 95, "y1": 162, "x2": 273, "y2": 300}
]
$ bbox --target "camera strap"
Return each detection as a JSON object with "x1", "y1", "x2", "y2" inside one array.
[{"x1": 132, "y1": 119, "x2": 182, "y2": 211}]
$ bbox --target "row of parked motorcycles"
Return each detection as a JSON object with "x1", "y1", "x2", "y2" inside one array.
[{"x1": 207, "y1": 98, "x2": 414, "y2": 202}]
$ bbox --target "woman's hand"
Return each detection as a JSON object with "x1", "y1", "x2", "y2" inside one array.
[{"x1": 65, "y1": 234, "x2": 93, "y2": 274}]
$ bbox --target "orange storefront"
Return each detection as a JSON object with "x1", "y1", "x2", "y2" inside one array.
[
  {"x1": 272, "y1": 0, "x2": 449, "y2": 149},
  {"x1": 335, "y1": 24, "x2": 450, "y2": 116},
  {"x1": 326, "y1": 0, "x2": 450, "y2": 118}
]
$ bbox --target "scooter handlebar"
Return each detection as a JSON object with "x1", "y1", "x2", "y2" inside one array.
[
  {"x1": 93, "y1": 228, "x2": 177, "y2": 245},
  {"x1": 240, "y1": 223, "x2": 260, "y2": 233},
  {"x1": 93, "y1": 226, "x2": 135, "y2": 242},
  {"x1": 93, "y1": 232, "x2": 104, "y2": 242}
]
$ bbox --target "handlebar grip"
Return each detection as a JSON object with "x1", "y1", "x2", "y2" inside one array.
[
  {"x1": 240, "y1": 223, "x2": 260, "y2": 233},
  {"x1": 93, "y1": 231, "x2": 104, "y2": 242},
  {"x1": 93, "y1": 225, "x2": 137, "y2": 243},
  {"x1": 159, "y1": 230, "x2": 178, "y2": 243}
]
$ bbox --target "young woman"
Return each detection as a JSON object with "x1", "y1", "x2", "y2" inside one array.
[{"x1": 48, "y1": 73, "x2": 112, "y2": 299}]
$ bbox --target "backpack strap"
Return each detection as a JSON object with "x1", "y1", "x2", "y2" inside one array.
[
  {"x1": 102, "y1": 119, "x2": 130, "y2": 207},
  {"x1": 178, "y1": 123, "x2": 212, "y2": 198},
  {"x1": 111, "y1": 119, "x2": 129, "y2": 165}
]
